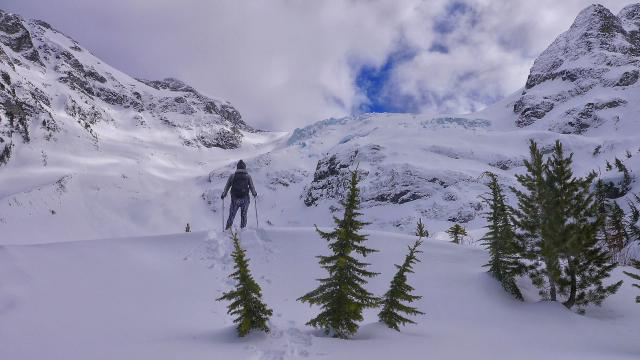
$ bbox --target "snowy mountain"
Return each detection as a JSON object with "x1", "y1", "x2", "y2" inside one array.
[
  {"x1": 512, "y1": 4, "x2": 640, "y2": 134},
  {"x1": 0, "y1": 8, "x2": 253, "y2": 157},
  {"x1": 0, "y1": 9, "x2": 277, "y2": 242},
  {"x1": 1, "y1": 4, "x2": 639, "y2": 360},
  {"x1": 0, "y1": 3, "x2": 639, "y2": 245}
]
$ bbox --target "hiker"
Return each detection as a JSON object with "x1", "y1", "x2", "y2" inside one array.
[{"x1": 221, "y1": 160, "x2": 258, "y2": 230}]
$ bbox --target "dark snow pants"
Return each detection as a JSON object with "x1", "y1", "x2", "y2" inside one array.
[{"x1": 226, "y1": 196, "x2": 250, "y2": 229}]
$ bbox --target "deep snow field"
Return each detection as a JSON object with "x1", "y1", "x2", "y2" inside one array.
[
  {"x1": 1, "y1": 3, "x2": 640, "y2": 359},
  {"x1": 1, "y1": 227, "x2": 638, "y2": 360}
]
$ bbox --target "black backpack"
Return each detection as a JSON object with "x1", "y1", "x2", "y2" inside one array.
[{"x1": 230, "y1": 172, "x2": 250, "y2": 198}]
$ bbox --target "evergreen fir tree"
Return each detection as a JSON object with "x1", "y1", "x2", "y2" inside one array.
[
  {"x1": 217, "y1": 232, "x2": 273, "y2": 337},
  {"x1": 446, "y1": 224, "x2": 467, "y2": 244},
  {"x1": 185, "y1": 223, "x2": 191, "y2": 233},
  {"x1": 415, "y1": 218, "x2": 429, "y2": 238},
  {"x1": 628, "y1": 194, "x2": 640, "y2": 242},
  {"x1": 543, "y1": 141, "x2": 622, "y2": 311},
  {"x1": 541, "y1": 140, "x2": 579, "y2": 304},
  {"x1": 623, "y1": 259, "x2": 640, "y2": 303},
  {"x1": 593, "y1": 179, "x2": 611, "y2": 246},
  {"x1": 511, "y1": 139, "x2": 560, "y2": 301},
  {"x1": 480, "y1": 172, "x2": 524, "y2": 300},
  {"x1": 378, "y1": 234, "x2": 424, "y2": 331},
  {"x1": 297, "y1": 171, "x2": 379, "y2": 338},
  {"x1": 605, "y1": 202, "x2": 628, "y2": 255},
  {"x1": 614, "y1": 158, "x2": 633, "y2": 196}
]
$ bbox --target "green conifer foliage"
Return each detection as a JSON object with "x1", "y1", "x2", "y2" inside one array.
[
  {"x1": 623, "y1": 259, "x2": 640, "y2": 303},
  {"x1": 543, "y1": 141, "x2": 621, "y2": 312},
  {"x1": 480, "y1": 172, "x2": 524, "y2": 300},
  {"x1": 217, "y1": 232, "x2": 273, "y2": 337},
  {"x1": 446, "y1": 224, "x2": 467, "y2": 244},
  {"x1": 415, "y1": 218, "x2": 429, "y2": 238},
  {"x1": 298, "y1": 171, "x2": 379, "y2": 339},
  {"x1": 378, "y1": 230, "x2": 424, "y2": 331},
  {"x1": 511, "y1": 140, "x2": 560, "y2": 301},
  {"x1": 625, "y1": 194, "x2": 640, "y2": 243},
  {"x1": 605, "y1": 202, "x2": 628, "y2": 254}
]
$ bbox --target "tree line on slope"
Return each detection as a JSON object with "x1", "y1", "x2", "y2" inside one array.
[
  {"x1": 217, "y1": 139, "x2": 640, "y2": 338},
  {"x1": 482, "y1": 139, "x2": 639, "y2": 313}
]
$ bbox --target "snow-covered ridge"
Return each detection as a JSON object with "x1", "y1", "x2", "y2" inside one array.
[{"x1": 512, "y1": 3, "x2": 640, "y2": 134}]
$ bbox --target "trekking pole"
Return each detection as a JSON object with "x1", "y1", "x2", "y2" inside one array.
[
  {"x1": 222, "y1": 197, "x2": 225, "y2": 232},
  {"x1": 254, "y1": 196, "x2": 259, "y2": 229}
]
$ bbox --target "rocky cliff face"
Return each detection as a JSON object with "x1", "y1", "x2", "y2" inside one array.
[
  {"x1": 0, "y1": 9, "x2": 252, "y2": 168},
  {"x1": 514, "y1": 4, "x2": 640, "y2": 134}
]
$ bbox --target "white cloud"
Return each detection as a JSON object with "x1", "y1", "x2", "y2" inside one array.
[{"x1": 1, "y1": 0, "x2": 632, "y2": 129}]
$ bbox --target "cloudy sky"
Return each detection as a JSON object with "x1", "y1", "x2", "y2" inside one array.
[{"x1": 2, "y1": 0, "x2": 631, "y2": 130}]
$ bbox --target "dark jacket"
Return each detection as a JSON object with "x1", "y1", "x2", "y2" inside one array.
[{"x1": 222, "y1": 169, "x2": 257, "y2": 198}]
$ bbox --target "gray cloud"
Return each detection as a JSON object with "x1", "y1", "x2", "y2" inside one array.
[{"x1": 1, "y1": 0, "x2": 631, "y2": 130}]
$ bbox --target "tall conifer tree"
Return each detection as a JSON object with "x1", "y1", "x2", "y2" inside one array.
[
  {"x1": 480, "y1": 172, "x2": 524, "y2": 300},
  {"x1": 511, "y1": 140, "x2": 560, "y2": 301},
  {"x1": 543, "y1": 141, "x2": 621, "y2": 312},
  {"x1": 217, "y1": 232, "x2": 273, "y2": 337},
  {"x1": 298, "y1": 171, "x2": 379, "y2": 338}
]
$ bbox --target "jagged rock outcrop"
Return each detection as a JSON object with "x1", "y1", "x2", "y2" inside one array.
[
  {"x1": 302, "y1": 142, "x2": 484, "y2": 224},
  {"x1": 514, "y1": 4, "x2": 640, "y2": 133}
]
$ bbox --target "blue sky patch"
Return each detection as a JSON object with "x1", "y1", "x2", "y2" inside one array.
[{"x1": 355, "y1": 46, "x2": 418, "y2": 114}]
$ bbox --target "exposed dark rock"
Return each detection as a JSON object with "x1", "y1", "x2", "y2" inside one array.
[
  {"x1": 197, "y1": 128, "x2": 242, "y2": 149},
  {"x1": 615, "y1": 70, "x2": 639, "y2": 86},
  {"x1": 0, "y1": 10, "x2": 43, "y2": 66},
  {"x1": 490, "y1": 158, "x2": 524, "y2": 170},
  {"x1": 558, "y1": 99, "x2": 627, "y2": 134}
]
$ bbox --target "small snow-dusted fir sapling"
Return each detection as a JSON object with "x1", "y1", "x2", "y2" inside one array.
[
  {"x1": 298, "y1": 170, "x2": 379, "y2": 339},
  {"x1": 447, "y1": 223, "x2": 467, "y2": 244},
  {"x1": 185, "y1": 223, "x2": 191, "y2": 233},
  {"x1": 415, "y1": 218, "x2": 428, "y2": 238},
  {"x1": 378, "y1": 221, "x2": 425, "y2": 331},
  {"x1": 217, "y1": 232, "x2": 272, "y2": 337}
]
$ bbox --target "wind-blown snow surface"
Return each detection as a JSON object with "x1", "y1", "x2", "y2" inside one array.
[{"x1": 1, "y1": 228, "x2": 638, "y2": 360}]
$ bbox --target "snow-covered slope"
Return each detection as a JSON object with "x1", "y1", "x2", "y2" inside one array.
[
  {"x1": 1, "y1": 228, "x2": 638, "y2": 360},
  {"x1": 1, "y1": 3, "x2": 640, "y2": 245},
  {"x1": 1, "y1": 4, "x2": 639, "y2": 359},
  {"x1": 0, "y1": 9, "x2": 276, "y2": 243}
]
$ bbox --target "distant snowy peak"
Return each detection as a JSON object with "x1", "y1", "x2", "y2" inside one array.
[
  {"x1": 514, "y1": 3, "x2": 640, "y2": 134},
  {"x1": 0, "y1": 8, "x2": 252, "y2": 167}
]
